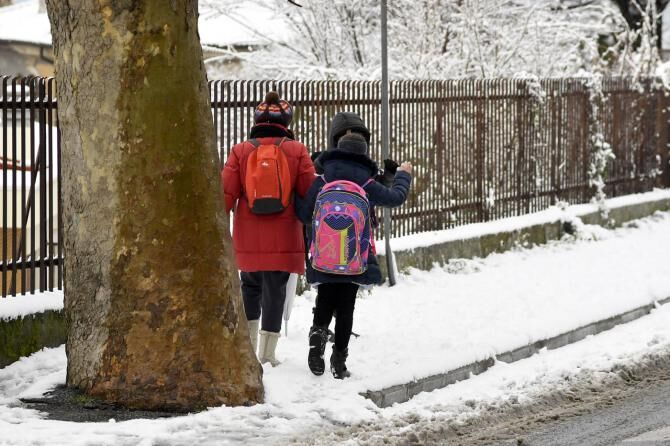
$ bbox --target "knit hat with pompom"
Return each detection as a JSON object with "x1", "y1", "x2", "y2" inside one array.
[{"x1": 253, "y1": 91, "x2": 293, "y2": 128}]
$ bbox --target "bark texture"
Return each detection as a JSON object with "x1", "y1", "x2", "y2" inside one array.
[{"x1": 45, "y1": 0, "x2": 263, "y2": 410}]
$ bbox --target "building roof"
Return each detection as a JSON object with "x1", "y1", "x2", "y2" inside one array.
[
  {"x1": 199, "y1": 2, "x2": 291, "y2": 49},
  {"x1": 0, "y1": 0, "x2": 51, "y2": 47},
  {"x1": 0, "y1": 0, "x2": 290, "y2": 49}
]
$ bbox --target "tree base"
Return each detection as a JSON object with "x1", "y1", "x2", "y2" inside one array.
[{"x1": 21, "y1": 385, "x2": 186, "y2": 422}]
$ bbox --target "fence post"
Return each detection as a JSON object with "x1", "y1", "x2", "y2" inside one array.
[
  {"x1": 475, "y1": 81, "x2": 487, "y2": 221},
  {"x1": 380, "y1": 0, "x2": 396, "y2": 286},
  {"x1": 515, "y1": 81, "x2": 526, "y2": 216},
  {"x1": 435, "y1": 82, "x2": 446, "y2": 229},
  {"x1": 550, "y1": 82, "x2": 559, "y2": 203},
  {"x1": 660, "y1": 88, "x2": 670, "y2": 188},
  {"x1": 638, "y1": 79, "x2": 649, "y2": 194},
  {"x1": 582, "y1": 81, "x2": 591, "y2": 202}
]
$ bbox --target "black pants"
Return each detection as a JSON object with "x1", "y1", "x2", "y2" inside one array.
[
  {"x1": 241, "y1": 271, "x2": 290, "y2": 333},
  {"x1": 313, "y1": 282, "x2": 359, "y2": 351}
]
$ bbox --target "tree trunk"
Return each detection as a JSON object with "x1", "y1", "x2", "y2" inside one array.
[{"x1": 45, "y1": 0, "x2": 263, "y2": 411}]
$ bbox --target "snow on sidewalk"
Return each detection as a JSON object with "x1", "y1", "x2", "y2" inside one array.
[
  {"x1": 310, "y1": 303, "x2": 670, "y2": 446},
  {"x1": 335, "y1": 210, "x2": 670, "y2": 391},
  {"x1": 1, "y1": 211, "x2": 670, "y2": 445}
]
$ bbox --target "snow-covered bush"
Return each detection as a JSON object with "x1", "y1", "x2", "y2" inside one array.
[{"x1": 584, "y1": 73, "x2": 616, "y2": 216}]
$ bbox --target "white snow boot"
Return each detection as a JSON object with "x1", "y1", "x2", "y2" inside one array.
[
  {"x1": 248, "y1": 319, "x2": 259, "y2": 356},
  {"x1": 258, "y1": 330, "x2": 281, "y2": 367}
]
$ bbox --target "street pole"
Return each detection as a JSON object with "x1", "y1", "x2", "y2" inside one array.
[{"x1": 381, "y1": 0, "x2": 397, "y2": 286}]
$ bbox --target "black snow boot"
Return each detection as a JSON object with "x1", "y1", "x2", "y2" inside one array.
[
  {"x1": 330, "y1": 347, "x2": 351, "y2": 379},
  {"x1": 308, "y1": 326, "x2": 328, "y2": 376}
]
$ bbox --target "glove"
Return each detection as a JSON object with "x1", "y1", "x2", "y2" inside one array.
[
  {"x1": 375, "y1": 158, "x2": 399, "y2": 187},
  {"x1": 383, "y1": 159, "x2": 399, "y2": 175}
]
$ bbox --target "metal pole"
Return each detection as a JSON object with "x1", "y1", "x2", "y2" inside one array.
[{"x1": 381, "y1": 0, "x2": 397, "y2": 286}]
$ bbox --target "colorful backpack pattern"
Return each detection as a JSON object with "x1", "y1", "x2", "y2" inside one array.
[
  {"x1": 245, "y1": 137, "x2": 292, "y2": 214},
  {"x1": 310, "y1": 178, "x2": 373, "y2": 275}
]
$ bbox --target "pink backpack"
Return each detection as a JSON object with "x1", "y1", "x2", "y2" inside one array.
[{"x1": 310, "y1": 178, "x2": 373, "y2": 275}]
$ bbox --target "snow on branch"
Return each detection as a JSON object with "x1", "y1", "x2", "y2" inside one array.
[{"x1": 584, "y1": 73, "x2": 615, "y2": 217}]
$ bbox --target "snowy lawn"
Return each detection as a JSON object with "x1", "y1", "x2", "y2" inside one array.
[{"x1": 1, "y1": 211, "x2": 670, "y2": 445}]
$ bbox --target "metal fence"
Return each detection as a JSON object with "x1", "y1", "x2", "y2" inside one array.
[
  {"x1": 1, "y1": 76, "x2": 60, "y2": 297},
  {"x1": 210, "y1": 78, "x2": 669, "y2": 235},
  {"x1": 2, "y1": 76, "x2": 669, "y2": 297}
]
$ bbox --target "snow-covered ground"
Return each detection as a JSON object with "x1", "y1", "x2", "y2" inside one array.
[{"x1": 1, "y1": 211, "x2": 670, "y2": 445}]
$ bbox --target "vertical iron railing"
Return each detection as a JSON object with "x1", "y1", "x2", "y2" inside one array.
[
  {"x1": 1, "y1": 76, "x2": 62, "y2": 297},
  {"x1": 1, "y1": 76, "x2": 669, "y2": 297}
]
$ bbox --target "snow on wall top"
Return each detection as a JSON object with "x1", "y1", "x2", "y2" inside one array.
[
  {"x1": 0, "y1": 290, "x2": 63, "y2": 321},
  {"x1": 0, "y1": 0, "x2": 290, "y2": 48},
  {"x1": 378, "y1": 188, "x2": 670, "y2": 255}
]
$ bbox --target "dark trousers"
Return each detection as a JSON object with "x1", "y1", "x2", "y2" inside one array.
[
  {"x1": 241, "y1": 271, "x2": 290, "y2": 333},
  {"x1": 313, "y1": 282, "x2": 359, "y2": 351}
]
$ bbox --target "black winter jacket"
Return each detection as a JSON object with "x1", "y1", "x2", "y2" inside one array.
[{"x1": 296, "y1": 150, "x2": 412, "y2": 286}]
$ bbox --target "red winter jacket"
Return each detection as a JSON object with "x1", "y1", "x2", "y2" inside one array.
[{"x1": 221, "y1": 134, "x2": 316, "y2": 273}]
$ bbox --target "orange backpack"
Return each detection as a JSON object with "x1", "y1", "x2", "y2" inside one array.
[{"x1": 245, "y1": 137, "x2": 292, "y2": 214}]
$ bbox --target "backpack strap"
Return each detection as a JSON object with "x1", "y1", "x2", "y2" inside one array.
[{"x1": 249, "y1": 138, "x2": 286, "y2": 149}]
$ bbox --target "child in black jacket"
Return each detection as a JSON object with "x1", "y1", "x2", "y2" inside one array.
[{"x1": 297, "y1": 130, "x2": 412, "y2": 379}]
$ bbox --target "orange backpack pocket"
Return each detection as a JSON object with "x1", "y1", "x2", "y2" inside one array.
[{"x1": 245, "y1": 138, "x2": 292, "y2": 214}]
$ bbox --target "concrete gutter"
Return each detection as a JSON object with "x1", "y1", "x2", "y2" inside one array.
[{"x1": 363, "y1": 296, "x2": 670, "y2": 408}]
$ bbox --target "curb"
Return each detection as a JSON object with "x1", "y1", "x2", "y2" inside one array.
[{"x1": 363, "y1": 296, "x2": 670, "y2": 408}]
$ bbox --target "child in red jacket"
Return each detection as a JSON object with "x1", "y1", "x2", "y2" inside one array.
[{"x1": 221, "y1": 92, "x2": 315, "y2": 366}]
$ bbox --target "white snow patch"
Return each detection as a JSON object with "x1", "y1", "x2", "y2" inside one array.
[{"x1": 0, "y1": 290, "x2": 62, "y2": 321}]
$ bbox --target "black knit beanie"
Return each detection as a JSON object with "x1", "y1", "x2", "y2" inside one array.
[
  {"x1": 335, "y1": 133, "x2": 368, "y2": 156},
  {"x1": 328, "y1": 112, "x2": 371, "y2": 148}
]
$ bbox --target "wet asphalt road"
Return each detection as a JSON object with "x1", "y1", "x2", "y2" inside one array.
[
  {"x1": 517, "y1": 377, "x2": 670, "y2": 446},
  {"x1": 296, "y1": 351, "x2": 670, "y2": 446}
]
